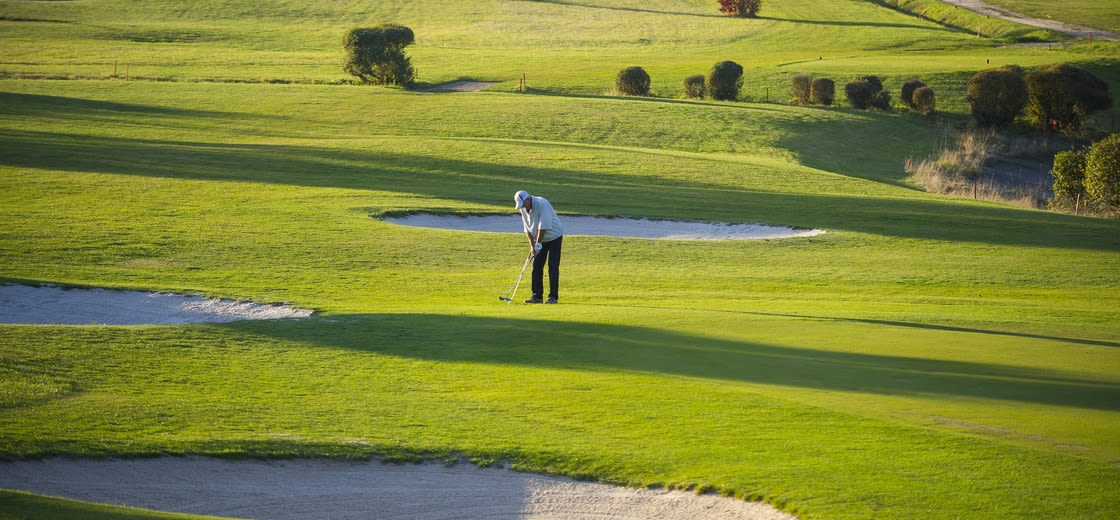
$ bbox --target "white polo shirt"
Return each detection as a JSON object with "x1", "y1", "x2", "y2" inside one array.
[{"x1": 521, "y1": 196, "x2": 564, "y2": 242}]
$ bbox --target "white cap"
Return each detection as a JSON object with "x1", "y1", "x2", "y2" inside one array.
[{"x1": 514, "y1": 190, "x2": 530, "y2": 209}]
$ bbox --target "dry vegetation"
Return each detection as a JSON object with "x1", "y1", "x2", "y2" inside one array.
[{"x1": 906, "y1": 129, "x2": 1073, "y2": 209}]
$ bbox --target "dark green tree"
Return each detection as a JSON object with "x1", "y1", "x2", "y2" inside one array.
[{"x1": 343, "y1": 25, "x2": 416, "y2": 86}]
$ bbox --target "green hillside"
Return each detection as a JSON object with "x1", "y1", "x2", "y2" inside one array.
[{"x1": 1, "y1": 1, "x2": 1118, "y2": 519}]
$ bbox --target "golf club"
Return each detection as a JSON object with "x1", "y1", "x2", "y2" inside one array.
[{"x1": 499, "y1": 252, "x2": 532, "y2": 304}]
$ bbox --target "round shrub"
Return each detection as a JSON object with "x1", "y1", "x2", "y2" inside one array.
[
  {"x1": 683, "y1": 74, "x2": 706, "y2": 99},
  {"x1": 967, "y1": 66, "x2": 1028, "y2": 128},
  {"x1": 1085, "y1": 134, "x2": 1120, "y2": 212},
  {"x1": 790, "y1": 73, "x2": 812, "y2": 105},
  {"x1": 707, "y1": 60, "x2": 744, "y2": 101},
  {"x1": 810, "y1": 77, "x2": 835, "y2": 106},
  {"x1": 913, "y1": 86, "x2": 935, "y2": 117},
  {"x1": 616, "y1": 66, "x2": 651, "y2": 97},
  {"x1": 845, "y1": 80, "x2": 875, "y2": 110},
  {"x1": 901, "y1": 79, "x2": 927, "y2": 109}
]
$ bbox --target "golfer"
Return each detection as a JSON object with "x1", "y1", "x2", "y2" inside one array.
[{"x1": 514, "y1": 190, "x2": 564, "y2": 304}]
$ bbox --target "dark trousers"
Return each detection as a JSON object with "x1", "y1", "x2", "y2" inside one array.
[{"x1": 531, "y1": 235, "x2": 562, "y2": 300}]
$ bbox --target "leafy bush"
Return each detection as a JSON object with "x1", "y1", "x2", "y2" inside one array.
[
  {"x1": 1027, "y1": 63, "x2": 1112, "y2": 134},
  {"x1": 1085, "y1": 134, "x2": 1120, "y2": 213},
  {"x1": 718, "y1": 0, "x2": 762, "y2": 17},
  {"x1": 967, "y1": 66, "x2": 1028, "y2": 129},
  {"x1": 913, "y1": 86, "x2": 935, "y2": 118},
  {"x1": 683, "y1": 74, "x2": 706, "y2": 99},
  {"x1": 616, "y1": 66, "x2": 651, "y2": 96},
  {"x1": 810, "y1": 77, "x2": 835, "y2": 106},
  {"x1": 901, "y1": 79, "x2": 926, "y2": 109},
  {"x1": 845, "y1": 80, "x2": 875, "y2": 110},
  {"x1": 706, "y1": 61, "x2": 744, "y2": 101},
  {"x1": 873, "y1": 89, "x2": 892, "y2": 111},
  {"x1": 845, "y1": 76, "x2": 890, "y2": 111},
  {"x1": 343, "y1": 25, "x2": 416, "y2": 86},
  {"x1": 790, "y1": 73, "x2": 812, "y2": 105},
  {"x1": 1050, "y1": 147, "x2": 1088, "y2": 210}
]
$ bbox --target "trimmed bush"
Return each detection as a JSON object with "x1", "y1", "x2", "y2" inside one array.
[
  {"x1": 913, "y1": 86, "x2": 935, "y2": 118},
  {"x1": 707, "y1": 60, "x2": 744, "y2": 101},
  {"x1": 845, "y1": 80, "x2": 876, "y2": 110},
  {"x1": 810, "y1": 77, "x2": 835, "y2": 106},
  {"x1": 616, "y1": 66, "x2": 651, "y2": 96},
  {"x1": 901, "y1": 79, "x2": 926, "y2": 109},
  {"x1": 790, "y1": 73, "x2": 812, "y2": 105},
  {"x1": 683, "y1": 74, "x2": 706, "y2": 99},
  {"x1": 1085, "y1": 134, "x2": 1120, "y2": 213},
  {"x1": 1027, "y1": 63, "x2": 1112, "y2": 134},
  {"x1": 967, "y1": 66, "x2": 1028, "y2": 129}
]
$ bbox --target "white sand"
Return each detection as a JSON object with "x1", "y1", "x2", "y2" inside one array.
[
  {"x1": 385, "y1": 214, "x2": 824, "y2": 240},
  {"x1": 0, "y1": 285, "x2": 311, "y2": 325},
  {"x1": 0, "y1": 457, "x2": 797, "y2": 520}
]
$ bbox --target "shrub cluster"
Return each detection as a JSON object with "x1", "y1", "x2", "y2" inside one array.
[
  {"x1": 845, "y1": 75, "x2": 891, "y2": 111},
  {"x1": 967, "y1": 63, "x2": 1112, "y2": 134},
  {"x1": 1051, "y1": 134, "x2": 1120, "y2": 215},
  {"x1": 786, "y1": 74, "x2": 835, "y2": 106}
]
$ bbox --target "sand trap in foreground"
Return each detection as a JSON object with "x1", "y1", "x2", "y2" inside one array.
[
  {"x1": 385, "y1": 214, "x2": 824, "y2": 240},
  {"x1": 0, "y1": 457, "x2": 797, "y2": 520},
  {"x1": 0, "y1": 285, "x2": 311, "y2": 325}
]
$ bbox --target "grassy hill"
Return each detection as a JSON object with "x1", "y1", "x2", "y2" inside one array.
[{"x1": 1, "y1": 1, "x2": 1119, "y2": 519}]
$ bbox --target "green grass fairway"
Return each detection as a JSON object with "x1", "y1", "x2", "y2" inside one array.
[{"x1": 1, "y1": 1, "x2": 1119, "y2": 520}]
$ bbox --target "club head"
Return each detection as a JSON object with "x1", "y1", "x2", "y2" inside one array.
[{"x1": 499, "y1": 296, "x2": 511, "y2": 303}]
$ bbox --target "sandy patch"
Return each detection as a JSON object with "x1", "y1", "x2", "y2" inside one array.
[
  {"x1": 427, "y1": 80, "x2": 499, "y2": 92},
  {"x1": 0, "y1": 457, "x2": 797, "y2": 520},
  {"x1": 385, "y1": 214, "x2": 824, "y2": 240},
  {"x1": 0, "y1": 285, "x2": 311, "y2": 325}
]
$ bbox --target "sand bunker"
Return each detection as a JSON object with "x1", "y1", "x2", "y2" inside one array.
[
  {"x1": 385, "y1": 214, "x2": 824, "y2": 240},
  {"x1": 0, "y1": 285, "x2": 311, "y2": 325},
  {"x1": 0, "y1": 457, "x2": 796, "y2": 520}
]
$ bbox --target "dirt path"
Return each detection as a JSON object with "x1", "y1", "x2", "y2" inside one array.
[
  {"x1": 0, "y1": 458, "x2": 797, "y2": 520},
  {"x1": 939, "y1": 0, "x2": 1119, "y2": 41}
]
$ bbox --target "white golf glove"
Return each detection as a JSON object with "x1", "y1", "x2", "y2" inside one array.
[{"x1": 533, "y1": 243, "x2": 543, "y2": 254}]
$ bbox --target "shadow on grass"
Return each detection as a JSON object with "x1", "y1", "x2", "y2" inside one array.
[
  {"x1": 3, "y1": 127, "x2": 1119, "y2": 251},
  {"x1": 228, "y1": 314, "x2": 1120, "y2": 412}
]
